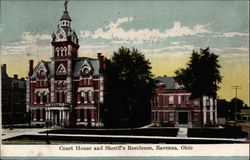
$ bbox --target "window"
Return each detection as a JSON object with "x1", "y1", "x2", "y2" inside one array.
[
  {"x1": 37, "y1": 110, "x2": 40, "y2": 121},
  {"x1": 56, "y1": 47, "x2": 60, "y2": 56},
  {"x1": 206, "y1": 99, "x2": 210, "y2": 106},
  {"x1": 43, "y1": 93, "x2": 47, "y2": 103},
  {"x1": 62, "y1": 92, "x2": 65, "y2": 103},
  {"x1": 194, "y1": 99, "x2": 200, "y2": 106},
  {"x1": 87, "y1": 91, "x2": 92, "y2": 103},
  {"x1": 80, "y1": 91, "x2": 85, "y2": 103},
  {"x1": 178, "y1": 95, "x2": 181, "y2": 104},
  {"x1": 206, "y1": 112, "x2": 210, "y2": 123},
  {"x1": 36, "y1": 93, "x2": 40, "y2": 104},
  {"x1": 56, "y1": 64, "x2": 66, "y2": 75},
  {"x1": 60, "y1": 47, "x2": 64, "y2": 56},
  {"x1": 57, "y1": 92, "x2": 60, "y2": 103},
  {"x1": 80, "y1": 110, "x2": 85, "y2": 121},
  {"x1": 169, "y1": 96, "x2": 174, "y2": 104},
  {"x1": 40, "y1": 70, "x2": 45, "y2": 76},
  {"x1": 169, "y1": 112, "x2": 174, "y2": 121},
  {"x1": 42, "y1": 109, "x2": 45, "y2": 121},
  {"x1": 194, "y1": 112, "x2": 199, "y2": 121}
]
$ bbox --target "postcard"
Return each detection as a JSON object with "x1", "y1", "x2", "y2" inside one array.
[{"x1": 0, "y1": 0, "x2": 249, "y2": 159}]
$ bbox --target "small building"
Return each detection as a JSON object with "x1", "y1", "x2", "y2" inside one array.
[
  {"x1": 151, "y1": 76, "x2": 217, "y2": 127},
  {"x1": 1, "y1": 64, "x2": 26, "y2": 125},
  {"x1": 26, "y1": 1, "x2": 104, "y2": 127}
]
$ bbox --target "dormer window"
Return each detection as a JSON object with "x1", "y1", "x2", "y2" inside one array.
[{"x1": 40, "y1": 70, "x2": 45, "y2": 76}]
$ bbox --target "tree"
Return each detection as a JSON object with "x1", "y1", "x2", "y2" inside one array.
[
  {"x1": 217, "y1": 98, "x2": 245, "y2": 120},
  {"x1": 103, "y1": 47, "x2": 156, "y2": 127},
  {"x1": 174, "y1": 47, "x2": 222, "y2": 125},
  {"x1": 175, "y1": 47, "x2": 222, "y2": 99}
]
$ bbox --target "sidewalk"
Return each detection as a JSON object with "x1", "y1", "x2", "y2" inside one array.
[
  {"x1": 2, "y1": 128, "x2": 247, "y2": 143},
  {"x1": 1, "y1": 128, "x2": 52, "y2": 140},
  {"x1": 177, "y1": 127, "x2": 188, "y2": 138}
]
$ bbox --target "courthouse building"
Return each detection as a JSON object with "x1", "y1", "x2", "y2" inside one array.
[
  {"x1": 26, "y1": 1, "x2": 104, "y2": 127},
  {"x1": 151, "y1": 76, "x2": 218, "y2": 127}
]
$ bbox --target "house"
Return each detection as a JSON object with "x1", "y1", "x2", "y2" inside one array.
[
  {"x1": 26, "y1": 1, "x2": 104, "y2": 127},
  {"x1": 151, "y1": 76, "x2": 217, "y2": 127},
  {"x1": 1, "y1": 64, "x2": 26, "y2": 125}
]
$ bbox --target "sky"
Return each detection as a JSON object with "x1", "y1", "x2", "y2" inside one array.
[{"x1": 0, "y1": 0, "x2": 249, "y2": 105}]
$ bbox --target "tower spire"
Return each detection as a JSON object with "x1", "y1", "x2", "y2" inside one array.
[{"x1": 64, "y1": 0, "x2": 69, "y2": 12}]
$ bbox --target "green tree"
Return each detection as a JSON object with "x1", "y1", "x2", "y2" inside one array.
[
  {"x1": 174, "y1": 47, "x2": 222, "y2": 125},
  {"x1": 175, "y1": 47, "x2": 222, "y2": 99},
  {"x1": 217, "y1": 98, "x2": 245, "y2": 120},
  {"x1": 103, "y1": 47, "x2": 156, "y2": 127}
]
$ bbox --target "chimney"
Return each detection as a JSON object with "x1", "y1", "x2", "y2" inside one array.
[
  {"x1": 29, "y1": 60, "x2": 34, "y2": 76},
  {"x1": 97, "y1": 53, "x2": 104, "y2": 73},
  {"x1": 2, "y1": 64, "x2": 6, "y2": 73},
  {"x1": 14, "y1": 74, "x2": 18, "y2": 79}
]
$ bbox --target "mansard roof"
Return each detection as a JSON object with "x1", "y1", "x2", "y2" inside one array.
[
  {"x1": 73, "y1": 57, "x2": 100, "y2": 76},
  {"x1": 155, "y1": 76, "x2": 182, "y2": 90},
  {"x1": 32, "y1": 60, "x2": 51, "y2": 77}
]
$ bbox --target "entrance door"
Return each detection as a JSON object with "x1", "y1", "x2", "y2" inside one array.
[
  {"x1": 52, "y1": 110, "x2": 59, "y2": 126},
  {"x1": 179, "y1": 112, "x2": 188, "y2": 124}
]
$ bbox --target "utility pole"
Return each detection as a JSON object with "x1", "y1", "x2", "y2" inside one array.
[{"x1": 231, "y1": 86, "x2": 241, "y2": 121}]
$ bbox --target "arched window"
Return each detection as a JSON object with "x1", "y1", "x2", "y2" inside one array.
[
  {"x1": 56, "y1": 47, "x2": 60, "y2": 56},
  {"x1": 87, "y1": 91, "x2": 92, "y2": 103},
  {"x1": 60, "y1": 47, "x2": 64, "y2": 56},
  {"x1": 64, "y1": 47, "x2": 67, "y2": 56},
  {"x1": 43, "y1": 92, "x2": 47, "y2": 104},
  {"x1": 36, "y1": 92, "x2": 41, "y2": 104},
  {"x1": 40, "y1": 70, "x2": 45, "y2": 76},
  {"x1": 56, "y1": 64, "x2": 66, "y2": 75},
  {"x1": 80, "y1": 91, "x2": 85, "y2": 103}
]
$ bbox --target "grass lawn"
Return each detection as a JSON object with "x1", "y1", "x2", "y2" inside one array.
[{"x1": 188, "y1": 126, "x2": 248, "y2": 138}]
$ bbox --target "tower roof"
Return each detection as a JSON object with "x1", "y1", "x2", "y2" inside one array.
[{"x1": 60, "y1": 11, "x2": 72, "y2": 22}]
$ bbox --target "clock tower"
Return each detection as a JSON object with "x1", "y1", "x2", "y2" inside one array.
[
  {"x1": 50, "y1": 0, "x2": 79, "y2": 125},
  {"x1": 27, "y1": 0, "x2": 104, "y2": 127}
]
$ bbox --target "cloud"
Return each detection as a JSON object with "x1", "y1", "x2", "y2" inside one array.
[
  {"x1": 170, "y1": 41, "x2": 182, "y2": 45},
  {"x1": 210, "y1": 47, "x2": 249, "y2": 54},
  {"x1": 1, "y1": 32, "x2": 51, "y2": 55},
  {"x1": 111, "y1": 40, "x2": 130, "y2": 44},
  {"x1": 142, "y1": 45, "x2": 195, "y2": 53},
  {"x1": 225, "y1": 47, "x2": 249, "y2": 51},
  {"x1": 213, "y1": 32, "x2": 249, "y2": 38},
  {"x1": 22, "y1": 32, "x2": 51, "y2": 42},
  {"x1": 80, "y1": 17, "x2": 210, "y2": 43},
  {"x1": 80, "y1": 45, "x2": 108, "y2": 49}
]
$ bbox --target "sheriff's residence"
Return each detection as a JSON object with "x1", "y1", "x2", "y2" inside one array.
[{"x1": 151, "y1": 76, "x2": 218, "y2": 127}]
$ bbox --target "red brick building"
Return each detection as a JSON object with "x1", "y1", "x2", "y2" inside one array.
[
  {"x1": 26, "y1": 2, "x2": 104, "y2": 127},
  {"x1": 151, "y1": 76, "x2": 217, "y2": 127}
]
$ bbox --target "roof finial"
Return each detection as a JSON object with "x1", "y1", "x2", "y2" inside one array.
[{"x1": 64, "y1": 0, "x2": 69, "y2": 12}]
